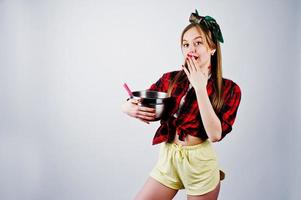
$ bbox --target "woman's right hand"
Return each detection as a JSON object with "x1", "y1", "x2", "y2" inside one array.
[{"x1": 121, "y1": 98, "x2": 156, "y2": 124}]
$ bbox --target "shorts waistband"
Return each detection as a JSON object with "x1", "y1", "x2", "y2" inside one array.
[{"x1": 166, "y1": 139, "x2": 211, "y2": 151}]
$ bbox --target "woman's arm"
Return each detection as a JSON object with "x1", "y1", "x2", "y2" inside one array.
[
  {"x1": 195, "y1": 88, "x2": 222, "y2": 142},
  {"x1": 182, "y1": 57, "x2": 222, "y2": 142}
]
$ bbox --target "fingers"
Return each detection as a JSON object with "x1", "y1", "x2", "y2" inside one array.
[
  {"x1": 137, "y1": 106, "x2": 156, "y2": 118},
  {"x1": 138, "y1": 106, "x2": 156, "y2": 113},
  {"x1": 188, "y1": 57, "x2": 198, "y2": 71},
  {"x1": 183, "y1": 57, "x2": 208, "y2": 78},
  {"x1": 186, "y1": 58, "x2": 196, "y2": 73},
  {"x1": 126, "y1": 99, "x2": 156, "y2": 124},
  {"x1": 134, "y1": 105, "x2": 156, "y2": 122},
  {"x1": 128, "y1": 98, "x2": 140, "y2": 104},
  {"x1": 186, "y1": 58, "x2": 192, "y2": 73},
  {"x1": 138, "y1": 110, "x2": 156, "y2": 118},
  {"x1": 136, "y1": 113, "x2": 155, "y2": 121}
]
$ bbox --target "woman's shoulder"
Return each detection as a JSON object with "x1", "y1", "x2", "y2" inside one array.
[
  {"x1": 161, "y1": 70, "x2": 180, "y2": 80},
  {"x1": 222, "y1": 77, "x2": 241, "y2": 97},
  {"x1": 162, "y1": 70, "x2": 181, "y2": 79}
]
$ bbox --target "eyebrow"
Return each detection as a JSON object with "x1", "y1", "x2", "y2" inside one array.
[{"x1": 183, "y1": 36, "x2": 203, "y2": 42}]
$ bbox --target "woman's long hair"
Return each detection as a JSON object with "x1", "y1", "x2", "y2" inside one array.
[{"x1": 167, "y1": 23, "x2": 224, "y2": 112}]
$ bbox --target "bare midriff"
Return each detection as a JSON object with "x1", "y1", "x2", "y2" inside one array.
[{"x1": 173, "y1": 131, "x2": 205, "y2": 146}]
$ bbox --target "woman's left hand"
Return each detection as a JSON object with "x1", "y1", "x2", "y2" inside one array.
[{"x1": 182, "y1": 56, "x2": 208, "y2": 91}]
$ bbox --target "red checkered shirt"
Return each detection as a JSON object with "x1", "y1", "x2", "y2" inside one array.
[{"x1": 148, "y1": 70, "x2": 242, "y2": 145}]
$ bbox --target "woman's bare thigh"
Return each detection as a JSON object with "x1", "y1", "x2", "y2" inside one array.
[
  {"x1": 187, "y1": 181, "x2": 221, "y2": 200},
  {"x1": 134, "y1": 177, "x2": 178, "y2": 200}
]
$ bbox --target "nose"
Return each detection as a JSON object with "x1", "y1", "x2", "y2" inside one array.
[{"x1": 188, "y1": 45, "x2": 196, "y2": 53}]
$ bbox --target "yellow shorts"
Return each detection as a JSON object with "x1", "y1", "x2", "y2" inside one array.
[{"x1": 149, "y1": 140, "x2": 225, "y2": 196}]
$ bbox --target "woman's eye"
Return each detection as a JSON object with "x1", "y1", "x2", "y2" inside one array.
[
  {"x1": 183, "y1": 44, "x2": 189, "y2": 48},
  {"x1": 196, "y1": 41, "x2": 203, "y2": 45}
]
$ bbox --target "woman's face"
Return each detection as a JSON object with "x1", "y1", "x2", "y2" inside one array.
[{"x1": 181, "y1": 26, "x2": 215, "y2": 70}]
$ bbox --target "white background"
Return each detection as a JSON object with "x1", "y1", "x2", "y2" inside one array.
[{"x1": 0, "y1": 0, "x2": 300, "y2": 199}]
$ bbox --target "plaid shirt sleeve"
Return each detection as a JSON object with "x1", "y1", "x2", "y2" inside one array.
[
  {"x1": 148, "y1": 73, "x2": 170, "y2": 92},
  {"x1": 218, "y1": 83, "x2": 242, "y2": 141}
]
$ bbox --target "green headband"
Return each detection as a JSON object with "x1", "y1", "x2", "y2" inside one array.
[{"x1": 189, "y1": 9, "x2": 224, "y2": 43}]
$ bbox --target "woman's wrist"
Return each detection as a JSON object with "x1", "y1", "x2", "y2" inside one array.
[{"x1": 195, "y1": 86, "x2": 207, "y2": 95}]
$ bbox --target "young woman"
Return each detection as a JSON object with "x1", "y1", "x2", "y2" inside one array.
[{"x1": 121, "y1": 10, "x2": 241, "y2": 200}]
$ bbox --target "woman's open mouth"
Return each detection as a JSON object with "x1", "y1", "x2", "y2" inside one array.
[{"x1": 187, "y1": 53, "x2": 199, "y2": 60}]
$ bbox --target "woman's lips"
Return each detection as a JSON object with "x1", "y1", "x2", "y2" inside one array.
[
  {"x1": 187, "y1": 54, "x2": 199, "y2": 60},
  {"x1": 187, "y1": 53, "x2": 199, "y2": 60}
]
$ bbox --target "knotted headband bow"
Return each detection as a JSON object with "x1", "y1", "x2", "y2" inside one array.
[{"x1": 189, "y1": 9, "x2": 224, "y2": 43}]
